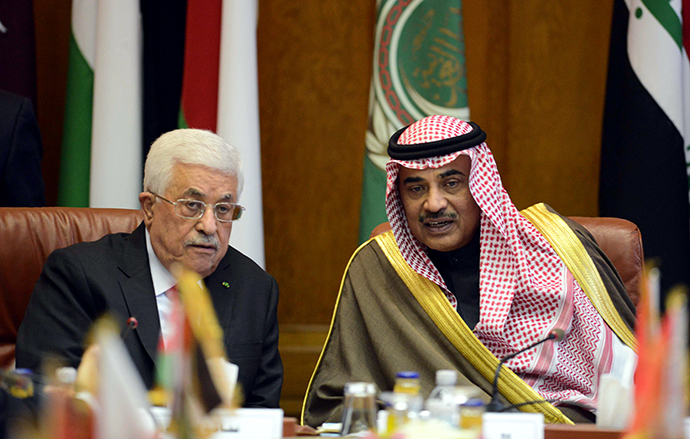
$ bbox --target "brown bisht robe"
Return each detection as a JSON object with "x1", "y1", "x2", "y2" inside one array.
[{"x1": 301, "y1": 204, "x2": 636, "y2": 427}]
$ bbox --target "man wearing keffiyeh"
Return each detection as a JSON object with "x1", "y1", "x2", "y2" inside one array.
[{"x1": 302, "y1": 115, "x2": 638, "y2": 426}]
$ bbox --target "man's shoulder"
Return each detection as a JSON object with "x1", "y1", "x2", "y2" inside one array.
[
  {"x1": 530, "y1": 203, "x2": 597, "y2": 242},
  {"x1": 223, "y1": 245, "x2": 266, "y2": 270},
  {"x1": 217, "y1": 245, "x2": 276, "y2": 284},
  {"x1": 48, "y1": 227, "x2": 140, "y2": 263},
  {"x1": 345, "y1": 234, "x2": 396, "y2": 274},
  {"x1": 0, "y1": 90, "x2": 29, "y2": 113}
]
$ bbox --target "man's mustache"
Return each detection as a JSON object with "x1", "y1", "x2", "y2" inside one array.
[
  {"x1": 418, "y1": 210, "x2": 457, "y2": 223},
  {"x1": 185, "y1": 234, "x2": 220, "y2": 250}
]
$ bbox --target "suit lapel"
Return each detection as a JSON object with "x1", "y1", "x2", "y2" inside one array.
[
  {"x1": 116, "y1": 230, "x2": 238, "y2": 361},
  {"x1": 118, "y1": 223, "x2": 161, "y2": 363},
  {"x1": 205, "y1": 250, "x2": 236, "y2": 330}
]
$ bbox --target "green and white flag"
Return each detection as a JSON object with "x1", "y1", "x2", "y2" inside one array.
[
  {"x1": 359, "y1": 0, "x2": 470, "y2": 242},
  {"x1": 59, "y1": 0, "x2": 142, "y2": 209}
]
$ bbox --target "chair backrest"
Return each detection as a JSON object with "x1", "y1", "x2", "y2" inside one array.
[
  {"x1": 0, "y1": 207, "x2": 142, "y2": 368},
  {"x1": 369, "y1": 216, "x2": 644, "y2": 308},
  {"x1": 569, "y1": 216, "x2": 643, "y2": 307}
]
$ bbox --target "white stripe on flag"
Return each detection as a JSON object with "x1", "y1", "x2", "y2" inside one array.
[
  {"x1": 71, "y1": 0, "x2": 97, "y2": 68},
  {"x1": 217, "y1": 0, "x2": 265, "y2": 267},
  {"x1": 89, "y1": 0, "x2": 143, "y2": 209}
]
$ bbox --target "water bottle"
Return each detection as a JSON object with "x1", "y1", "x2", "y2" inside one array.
[
  {"x1": 459, "y1": 397, "x2": 485, "y2": 437},
  {"x1": 425, "y1": 369, "x2": 460, "y2": 428},
  {"x1": 393, "y1": 371, "x2": 421, "y2": 395}
]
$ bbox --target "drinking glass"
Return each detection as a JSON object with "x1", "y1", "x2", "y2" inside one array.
[{"x1": 340, "y1": 382, "x2": 377, "y2": 436}]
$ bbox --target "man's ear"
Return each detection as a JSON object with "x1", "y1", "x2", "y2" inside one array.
[{"x1": 139, "y1": 192, "x2": 155, "y2": 224}]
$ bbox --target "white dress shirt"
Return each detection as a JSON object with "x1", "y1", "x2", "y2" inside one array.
[{"x1": 145, "y1": 229, "x2": 177, "y2": 348}]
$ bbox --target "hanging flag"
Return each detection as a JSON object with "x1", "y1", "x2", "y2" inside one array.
[
  {"x1": 179, "y1": 0, "x2": 264, "y2": 267},
  {"x1": 58, "y1": 0, "x2": 143, "y2": 209},
  {"x1": 358, "y1": 0, "x2": 471, "y2": 242},
  {"x1": 141, "y1": 0, "x2": 186, "y2": 154},
  {"x1": 0, "y1": 0, "x2": 37, "y2": 105},
  {"x1": 600, "y1": 0, "x2": 690, "y2": 296},
  {"x1": 217, "y1": 0, "x2": 264, "y2": 268},
  {"x1": 178, "y1": 0, "x2": 222, "y2": 131},
  {"x1": 58, "y1": 0, "x2": 96, "y2": 207}
]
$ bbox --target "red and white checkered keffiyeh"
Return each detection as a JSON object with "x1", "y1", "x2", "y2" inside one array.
[{"x1": 384, "y1": 115, "x2": 630, "y2": 410}]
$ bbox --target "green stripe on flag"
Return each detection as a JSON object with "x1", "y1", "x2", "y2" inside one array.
[
  {"x1": 640, "y1": 0, "x2": 683, "y2": 50},
  {"x1": 178, "y1": 108, "x2": 189, "y2": 129},
  {"x1": 58, "y1": 31, "x2": 94, "y2": 207}
]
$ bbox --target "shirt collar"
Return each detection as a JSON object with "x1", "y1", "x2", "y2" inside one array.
[{"x1": 145, "y1": 228, "x2": 177, "y2": 297}]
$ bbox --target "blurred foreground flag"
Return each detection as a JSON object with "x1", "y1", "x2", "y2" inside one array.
[
  {"x1": 176, "y1": 270, "x2": 237, "y2": 407},
  {"x1": 600, "y1": 0, "x2": 690, "y2": 296},
  {"x1": 624, "y1": 267, "x2": 688, "y2": 439},
  {"x1": 659, "y1": 290, "x2": 688, "y2": 439},
  {"x1": 95, "y1": 319, "x2": 152, "y2": 439},
  {"x1": 157, "y1": 270, "x2": 239, "y2": 437},
  {"x1": 358, "y1": 0, "x2": 471, "y2": 242}
]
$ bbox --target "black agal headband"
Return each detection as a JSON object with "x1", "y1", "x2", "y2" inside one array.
[{"x1": 387, "y1": 121, "x2": 487, "y2": 160}]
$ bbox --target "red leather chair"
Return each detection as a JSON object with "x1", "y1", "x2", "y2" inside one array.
[
  {"x1": 0, "y1": 207, "x2": 143, "y2": 368},
  {"x1": 370, "y1": 216, "x2": 644, "y2": 308}
]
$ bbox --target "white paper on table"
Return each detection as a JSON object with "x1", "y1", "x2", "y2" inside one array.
[
  {"x1": 482, "y1": 412, "x2": 544, "y2": 439},
  {"x1": 596, "y1": 373, "x2": 634, "y2": 429}
]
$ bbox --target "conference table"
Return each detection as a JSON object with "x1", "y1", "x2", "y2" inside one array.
[
  {"x1": 284, "y1": 420, "x2": 625, "y2": 438},
  {"x1": 544, "y1": 424, "x2": 622, "y2": 439}
]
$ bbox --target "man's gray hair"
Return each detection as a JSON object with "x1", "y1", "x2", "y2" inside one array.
[{"x1": 143, "y1": 129, "x2": 244, "y2": 199}]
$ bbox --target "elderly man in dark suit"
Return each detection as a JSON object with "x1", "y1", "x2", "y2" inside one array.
[
  {"x1": 0, "y1": 90, "x2": 45, "y2": 207},
  {"x1": 15, "y1": 129, "x2": 282, "y2": 408}
]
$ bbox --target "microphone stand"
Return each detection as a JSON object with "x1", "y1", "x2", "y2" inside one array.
[{"x1": 485, "y1": 331, "x2": 561, "y2": 413}]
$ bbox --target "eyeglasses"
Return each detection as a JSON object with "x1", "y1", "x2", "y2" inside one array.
[{"x1": 151, "y1": 193, "x2": 245, "y2": 222}]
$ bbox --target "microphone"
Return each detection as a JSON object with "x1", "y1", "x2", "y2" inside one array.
[
  {"x1": 121, "y1": 316, "x2": 138, "y2": 342},
  {"x1": 485, "y1": 328, "x2": 565, "y2": 412}
]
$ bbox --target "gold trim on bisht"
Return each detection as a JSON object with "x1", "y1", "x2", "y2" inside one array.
[
  {"x1": 521, "y1": 203, "x2": 638, "y2": 352},
  {"x1": 376, "y1": 231, "x2": 573, "y2": 425}
]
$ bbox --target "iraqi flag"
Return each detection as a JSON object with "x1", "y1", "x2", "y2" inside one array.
[
  {"x1": 58, "y1": 0, "x2": 143, "y2": 209},
  {"x1": 600, "y1": 0, "x2": 690, "y2": 297}
]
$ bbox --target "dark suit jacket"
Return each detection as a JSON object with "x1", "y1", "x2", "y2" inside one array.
[
  {"x1": 0, "y1": 90, "x2": 45, "y2": 207},
  {"x1": 15, "y1": 223, "x2": 283, "y2": 408}
]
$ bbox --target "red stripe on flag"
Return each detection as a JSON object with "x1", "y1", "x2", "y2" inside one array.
[{"x1": 181, "y1": 0, "x2": 222, "y2": 131}]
